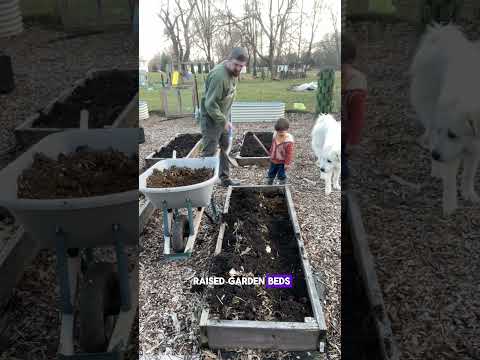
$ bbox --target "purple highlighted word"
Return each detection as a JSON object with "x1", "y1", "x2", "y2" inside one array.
[{"x1": 265, "y1": 273, "x2": 293, "y2": 288}]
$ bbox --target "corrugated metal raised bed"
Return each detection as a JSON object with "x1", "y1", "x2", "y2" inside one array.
[
  {"x1": 231, "y1": 102, "x2": 285, "y2": 123},
  {"x1": 200, "y1": 185, "x2": 327, "y2": 351},
  {"x1": 235, "y1": 131, "x2": 272, "y2": 166},
  {"x1": 14, "y1": 68, "x2": 139, "y2": 146},
  {"x1": 144, "y1": 133, "x2": 203, "y2": 169}
]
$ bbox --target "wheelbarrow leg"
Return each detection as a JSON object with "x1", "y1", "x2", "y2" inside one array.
[
  {"x1": 162, "y1": 200, "x2": 170, "y2": 241},
  {"x1": 55, "y1": 227, "x2": 73, "y2": 314},
  {"x1": 186, "y1": 199, "x2": 194, "y2": 236},
  {"x1": 113, "y1": 224, "x2": 131, "y2": 312}
]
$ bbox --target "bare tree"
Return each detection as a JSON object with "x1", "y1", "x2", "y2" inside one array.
[
  {"x1": 305, "y1": 0, "x2": 324, "y2": 64},
  {"x1": 328, "y1": 3, "x2": 340, "y2": 67},
  {"x1": 241, "y1": 0, "x2": 258, "y2": 75},
  {"x1": 158, "y1": 0, "x2": 195, "y2": 65},
  {"x1": 221, "y1": 0, "x2": 258, "y2": 75},
  {"x1": 190, "y1": 0, "x2": 217, "y2": 63},
  {"x1": 253, "y1": 0, "x2": 296, "y2": 78},
  {"x1": 297, "y1": 0, "x2": 303, "y2": 62}
]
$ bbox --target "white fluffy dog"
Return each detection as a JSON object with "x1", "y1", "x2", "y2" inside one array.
[
  {"x1": 410, "y1": 23, "x2": 480, "y2": 215},
  {"x1": 312, "y1": 114, "x2": 341, "y2": 194}
]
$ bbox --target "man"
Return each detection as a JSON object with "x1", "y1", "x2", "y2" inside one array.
[{"x1": 199, "y1": 47, "x2": 248, "y2": 187}]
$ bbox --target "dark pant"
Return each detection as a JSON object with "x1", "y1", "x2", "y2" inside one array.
[
  {"x1": 200, "y1": 117, "x2": 230, "y2": 180},
  {"x1": 268, "y1": 162, "x2": 286, "y2": 180}
]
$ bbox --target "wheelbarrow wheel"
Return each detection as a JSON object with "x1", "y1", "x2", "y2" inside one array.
[
  {"x1": 172, "y1": 214, "x2": 189, "y2": 253},
  {"x1": 79, "y1": 262, "x2": 121, "y2": 353}
]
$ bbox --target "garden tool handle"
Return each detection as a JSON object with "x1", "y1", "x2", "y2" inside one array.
[{"x1": 252, "y1": 134, "x2": 270, "y2": 156}]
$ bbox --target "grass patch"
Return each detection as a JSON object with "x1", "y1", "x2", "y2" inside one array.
[{"x1": 140, "y1": 71, "x2": 341, "y2": 114}]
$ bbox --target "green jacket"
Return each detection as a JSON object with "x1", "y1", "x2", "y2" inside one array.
[{"x1": 200, "y1": 62, "x2": 237, "y2": 127}]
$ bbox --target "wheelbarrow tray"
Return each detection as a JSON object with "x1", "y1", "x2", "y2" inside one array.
[
  {"x1": 139, "y1": 157, "x2": 219, "y2": 209},
  {"x1": 0, "y1": 129, "x2": 138, "y2": 249}
]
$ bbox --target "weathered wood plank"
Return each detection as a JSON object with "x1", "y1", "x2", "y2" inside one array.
[
  {"x1": 235, "y1": 156, "x2": 270, "y2": 167},
  {"x1": 199, "y1": 308, "x2": 209, "y2": 346},
  {"x1": 300, "y1": 246, "x2": 327, "y2": 333},
  {"x1": 214, "y1": 223, "x2": 226, "y2": 256},
  {"x1": 184, "y1": 207, "x2": 205, "y2": 253},
  {"x1": 206, "y1": 319, "x2": 320, "y2": 351},
  {"x1": 285, "y1": 186, "x2": 301, "y2": 237},
  {"x1": 139, "y1": 199, "x2": 155, "y2": 234},
  {"x1": 58, "y1": 257, "x2": 80, "y2": 356},
  {"x1": 346, "y1": 191, "x2": 400, "y2": 360},
  {"x1": 108, "y1": 265, "x2": 139, "y2": 352},
  {"x1": 0, "y1": 230, "x2": 40, "y2": 308},
  {"x1": 223, "y1": 186, "x2": 233, "y2": 214},
  {"x1": 187, "y1": 139, "x2": 203, "y2": 158}
]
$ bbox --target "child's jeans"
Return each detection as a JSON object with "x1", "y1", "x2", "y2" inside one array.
[{"x1": 267, "y1": 162, "x2": 287, "y2": 184}]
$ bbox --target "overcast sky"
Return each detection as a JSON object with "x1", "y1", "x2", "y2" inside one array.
[{"x1": 139, "y1": 0, "x2": 340, "y2": 62}]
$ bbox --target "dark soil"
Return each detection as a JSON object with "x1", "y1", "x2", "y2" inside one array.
[
  {"x1": 342, "y1": 212, "x2": 383, "y2": 360},
  {"x1": 17, "y1": 148, "x2": 138, "y2": 199},
  {"x1": 33, "y1": 70, "x2": 138, "y2": 128},
  {"x1": 146, "y1": 167, "x2": 213, "y2": 188},
  {"x1": 154, "y1": 133, "x2": 202, "y2": 158},
  {"x1": 207, "y1": 188, "x2": 313, "y2": 322},
  {"x1": 239, "y1": 132, "x2": 273, "y2": 157}
]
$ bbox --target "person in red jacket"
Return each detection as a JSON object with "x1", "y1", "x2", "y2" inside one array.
[
  {"x1": 266, "y1": 118, "x2": 295, "y2": 185},
  {"x1": 341, "y1": 34, "x2": 367, "y2": 181}
]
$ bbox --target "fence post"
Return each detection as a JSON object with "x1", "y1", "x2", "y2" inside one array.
[{"x1": 162, "y1": 88, "x2": 169, "y2": 117}]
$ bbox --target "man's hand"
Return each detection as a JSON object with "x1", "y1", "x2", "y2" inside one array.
[
  {"x1": 285, "y1": 164, "x2": 291, "y2": 171},
  {"x1": 225, "y1": 122, "x2": 234, "y2": 132}
]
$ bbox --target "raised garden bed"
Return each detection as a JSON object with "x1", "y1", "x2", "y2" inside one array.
[
  {"x1": 15, "y1": 69, "x2": 139, "y2": 146},
  {"x1": 343, "y1": 192, "x2": 400, "y2": 360},
  {"x1": 235, "y1": 131, "x2": 273, "y2": 166},
  {"x1": 200, "y1": 185, "x2": 326, "y2": 351},
  {"x1": 144, "y1": 133, "x2": 202, "y2": 168}
]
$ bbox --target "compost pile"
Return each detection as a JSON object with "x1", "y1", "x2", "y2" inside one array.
[
  {"x1": 154, "y1": 134, "x2": 202, "y2": 158},
  {"x1": 34, "y1": 70, "x2": 138, "y2": 128},
  {"x1": 206, "y1": 188, "x2": 313, "y2": 322},
  {"x1": 239, "y1": 132, "x2": 273, "y2": 157},
  {"x1": 17, "y1": 148, "x2": 137, "y2": 199},
  {"x1": 146, "y1": 167, "x2": 213, "y2": 188}
]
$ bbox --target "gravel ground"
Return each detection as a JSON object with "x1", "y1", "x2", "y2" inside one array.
[
  {"x1": 0, "y1": 23, "x2": 138, "y2": 359},
  {"x1": 139, "y1": 114, "x2": 341, "y2": 359},
  {"x1": 346, "y1": 19, "x2": 480, "y2": 359}
]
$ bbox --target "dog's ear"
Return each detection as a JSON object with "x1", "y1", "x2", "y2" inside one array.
[{"x1": 466, "y1": 114, "x2": 480, "y2": 136}]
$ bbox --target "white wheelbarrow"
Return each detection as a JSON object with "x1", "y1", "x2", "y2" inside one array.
[
  {"x1": 0, "y1": 128, "x2": 140, "y2": 358},
  {"x1": 139, "y1": 156, "x2": 220, "y2": 257}
]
